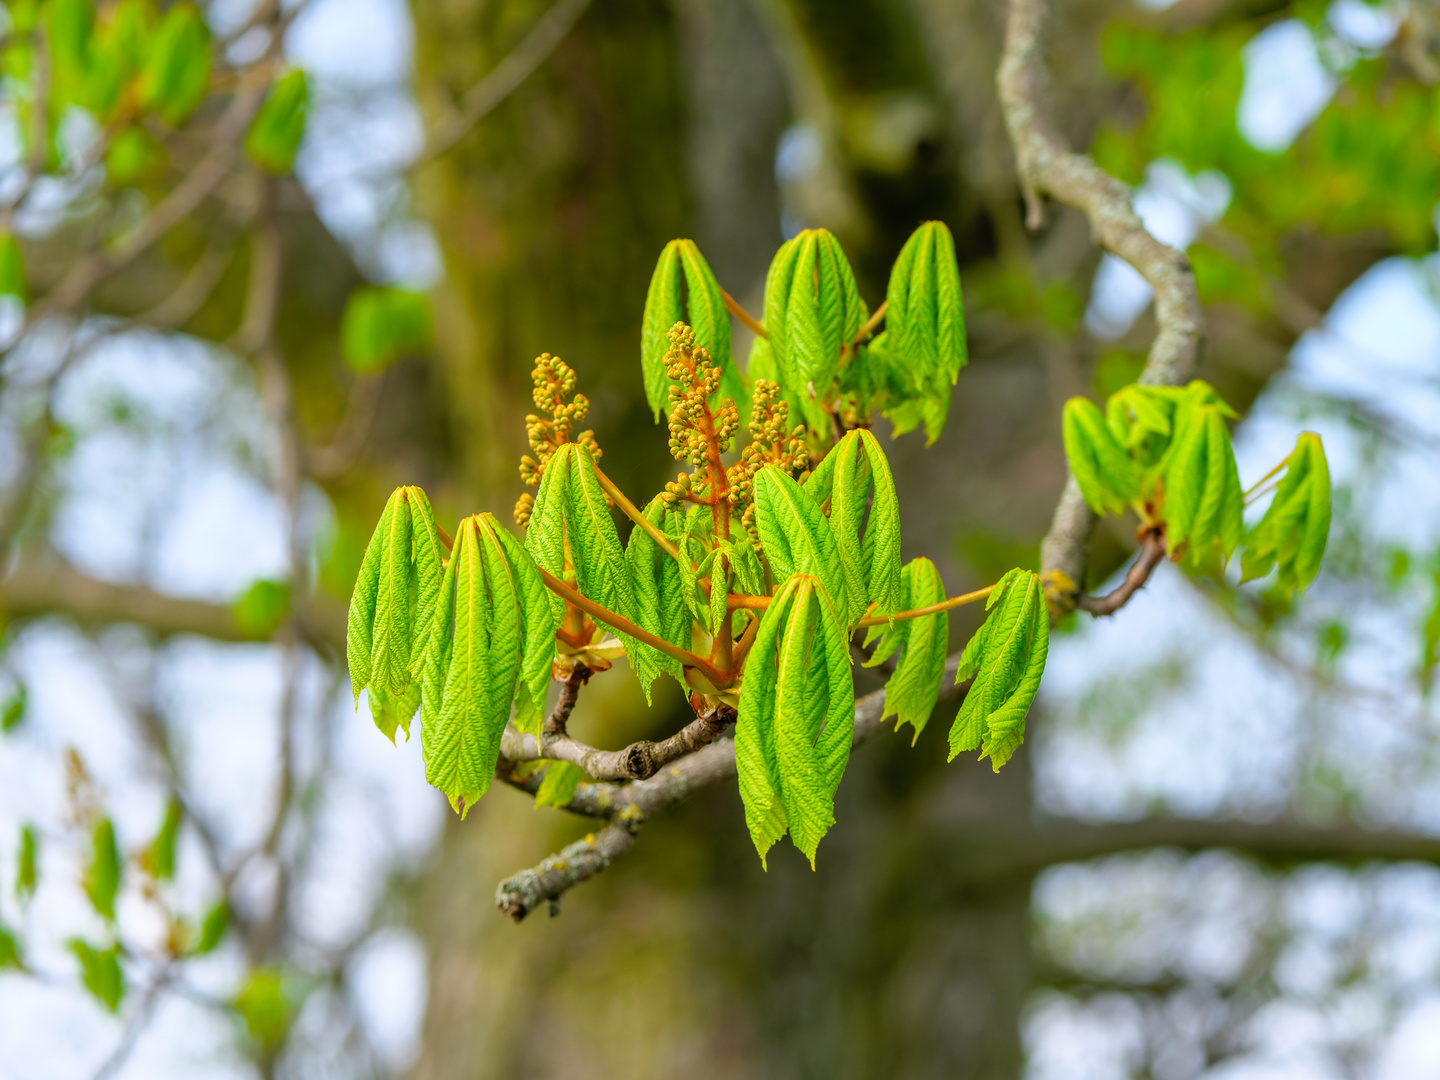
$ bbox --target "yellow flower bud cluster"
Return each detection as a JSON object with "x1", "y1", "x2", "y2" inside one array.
[
  {"x1": 515, "y1": 353, "x2": 603, "y2": 525},
  {"x1": 664, "y1": 323, "x2": 739, "y2": 467},
  {"x1": 726, "y1": 379, "x2": 809, "y2": 544}
]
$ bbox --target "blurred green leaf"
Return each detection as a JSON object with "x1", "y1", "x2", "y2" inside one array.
[
  {"x1": 245, "y1": 68, "x2": 309, "y2": 173},
  {"x1": 340, "y1": 286, "x2": 433, "y2": 373},
  {"x1": 69, "y1": 939, "x2": 124, "y2": 1013},
  {"x1": 1, "y1": 683, "x2": 25, "y2": 733},
  {"x1": 534, "y1": 762, "x2": 584, "y2": 808},
  {"x1": 106, "y1": 126, "x2": 166, "y2": 186},
  {"x1": 234, "y1": 968, "x2": 294, "y2": 1049},
  {"x1": 0, "y1": 232, "x2": 28, "y2": 304},
  {"x1": 193, "y1": 900, "x2": 228, "y2": 955},
  {"x1": 0, "y1": 923, "x2": 21, "y2": 970},
  {"x1": 85, "y1": 818, "x2": 121, "y2": 922},
  {"x1": 232, "y1": 579, "x2": 290, "y2": 638},
  {"x1": 143, "y1": 797, "x2": 182, "y2": 881},
  {"x1": 138, "y1": 2, "x2": 211, "y2": 126},
  {"x1": 16, "y1": 824, "x2": 36, "y2": 901}
]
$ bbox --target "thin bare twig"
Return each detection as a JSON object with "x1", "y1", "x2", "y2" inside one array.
[
  {"x1": 1077, "y1": 530, "x2": 1168, "y2": 616},
  {"x1": 416, "y1": 0, "x2": 592, "y2": 168}
]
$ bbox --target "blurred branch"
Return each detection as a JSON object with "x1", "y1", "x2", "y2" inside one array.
[
  {"x1": 0, "y1": 547, "x2": 347, "y2": 651},
  {"x1": 998, "y1": 0, "x2": 1203, "y2": 617},
  {"x1": 414, "y1": 0, "x2": 592, "y2": 168},
  {"x1": 932, "y1": 815, "x2": 1440, "y2": 890}
]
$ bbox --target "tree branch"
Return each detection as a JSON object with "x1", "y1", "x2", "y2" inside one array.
[
  {"x1": 0, "y1": 548, "x2": 346, "y2": 652},
  {"x1": 998, "y1": 0, "x2": 1203, "y2": 617},
  {"x1": 494, "y1": 654, "x2": 937, "y2": 920},
  {"x1": 1076, "y1": 530, "x2": 1167, "y2": 616},
  {"x1": 929, "y1": 815, "x2": 1440, "y2": 891}
]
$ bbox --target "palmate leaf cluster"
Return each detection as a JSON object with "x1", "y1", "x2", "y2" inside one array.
[
  {"x1": 1063, "y1": 380, "x2": 1331, "y2": 590},
  {"x1": 345, "y1": 228, "x2": 1322, "y2": 874},
  {"x1": 646, "y1": 222, "x2": 968, "y2": 448},
  {"x1": 348, "y1": 358, "x2": 1051, "y2": 866}
]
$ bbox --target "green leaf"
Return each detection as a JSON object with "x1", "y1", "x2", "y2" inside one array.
[
  {"x1": 752, "y1": 465, "x2": 847, "y2": 617},
  {"x1": 1, "y1": 682, "x2": 25, "y2": 733},
  {"x1": 422, "y1": 515, "x2": 523, "y2": 816},
  {"x1": 0, "y1": 232, "x2": 27, "y2": 303},
  {"x1": 735, "y1": 574, "x2": 853, "y2": 868},
  {"x1": 245, "y1": 68, "x2": 308, "y2": 173},
  {"x1": 347, "y1": 486, "x2": 444, "y2": 742},
  {"x1": 534, "y1": 761, "x2": 585, "y2": 808},
  {"x1": 484, "y1": 515, "x2": 558, "y2": 738},
  {"x1": 567, "y1": 443, "x2": 641, "y2": 633},
  {"x1": 137, "y1": 2, "x2": 210, "y2": 126},
  {"x1": 234, "y1": 969, "x2": 294, "y2": 1050},
  {"x1": 193, "y1": 900, "x2": 228, "y2": 955},
  {"x1": 0, "y1": 924, "x2": 21, "y2": 970},
  {"x1": 341, "y1": 286, "x2": 433, "y2": 373},
  {"x1": 70, "y1": 939, "x2": 124, "y2": 1013},
  {"x1": 949, "y1": 568, "x2": 1049, "y2": 771},
  {"x1": 763, "y1": 229, "x2": 867, "y2": 435},
  {"x1": 85, "y1": 818, "x2": 121, "y2": 922},
  {"x1": 1105, "y1": 383, "x2": 1182, "y2": 450},
  {"x1": 16, "y1": 824, "x2": 36, "y2": 901},
  {"x1": 524, "y1": 443, "x2": 572, "y2": 623},
  {"x1": 105, "y1": 125, "x2": 166, "y2": 186},
  {"x1": 640, "y1": 239, "x2": 747, "y2": 420},
  {"x1": 1161, "y1": 385, "x2": 1244, "y2": 571},
  {"x1": 866, "y1": 557, "x2": 949, "y2": 742},
  {"x1": 1240, "y1": 431, "x2": 1330, "y2": 594},
  {"x1": 626, "y1": 498, "x2": 686, "y2": 699},
  {"x1": 828, "y1": 429, "x2": 903, "y2": 622},
  {"x1": 143, "y1": 798, "x2": 182, "y2": 881},
  {"x1": 1063, "y1": 397, "x2": 1141, "y2": 515},
  {"x1": 883, "y1": 221, "x2": 967, "y2": 442},
  {"x1": 232, "y1": 578, "x2": 289, "y2": 638}
]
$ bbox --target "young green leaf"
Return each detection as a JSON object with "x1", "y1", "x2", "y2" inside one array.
[
  {"x1": 1063, "y1": 397, "x2": 1142, "y2": 515},
  {"x1": 763, "y1": 229, "x2": 867, "y2": 434},
  {"x1": 137, "y1": 3, "x2": 210, "y2": 126},
  {"x1": 484, "y1": 515, "x2": 558, "y2": 737},
  {"x1": 752, "y1": 466, "x2": 847, "y2": 618},
  {"x1": 534, "y1": 761, "x2": 585, "y2": 808},
  {"x1": 347, "y1": 485, "x2": 445, "y2": 742},
  {"x1": 70, "y1": 939, "x2": 124, "y2": 1013},
  {"x1": 626, "y1": 498, "x2": 686, "y2": 699},
  {"x1": 1105, "y1": 383, "x2": 1182, "y2": 451},
  {"x1": 641, "y1": 239, "x2": 746, "y2": 419},
  {"x1": 865, "y1": 557, "x2": 949, "y2": 742},
  {"x1": 245, "y1": 68, "x2": 309, "y2": 173},
  {"x1": 1240, "y1": 432, "x2": 1330, "y2": 594},
  {"x1": 1161, "y1": 386, "x2": 1244, "y2": 571},
  {"x1": 735, "y1": 574, "x2": 853, "y2": 867},
  {"x1": 421, "y1": 515, "x2": 523, "y2": 816},
  {"x1": 85, "y1": 818, "x2": 121, "y2": 922},
  {"x1": 950, "y1": 568, "x2": 1049, "y2": 771},
  {"x1": 16, "y1": 824, "x2": 37, "y2": 901},
  {"x1": 143, "y1": 798, "x2": 182, "y2": 881},
  {"x1": 884, "y1": 221, "x2": 967, "y2": 442},
  {"x1": 829, "y1": 429, "x2": 903, "y2": 622}
]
